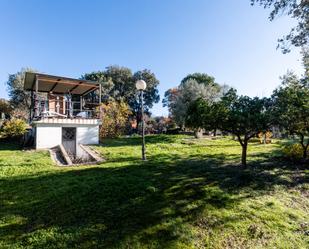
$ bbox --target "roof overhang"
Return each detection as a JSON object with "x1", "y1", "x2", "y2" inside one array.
[{"x1": 24, "y1": 72, "x2": 100, "y2": 95}]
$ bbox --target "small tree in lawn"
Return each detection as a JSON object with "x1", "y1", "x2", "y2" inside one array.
[
  {"x1": 221, "y1": 95, "x2": 272, "y2": 167},
  {"x1": 185, "y1": 98, "x2": 209, "y2": 137},
  {"x1": 188, "y1": 89, "x2": 271, "y2": 167},
  {"x1": 272, "y1": 72, "x2": 309, "y2": 159},
  {"x1": 185, "y1": 98, "x2": 225, "y2": 137}
]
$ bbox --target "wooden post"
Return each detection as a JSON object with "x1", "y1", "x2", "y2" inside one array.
[
  {"x1": 80, "y1": 96, "x2": 83, "y2": 112},
  {"x1": 99, "y1": 84, "x2": 102, "y2": 104},
  {"x1": 35, "y1": 78, "x2": 38, "y2": 92},
  {"x1": 62, "y1": 97, "x2": 66, "y2": 115},
  {"x1": 34, "y1": 78, "x2": 39, "y2": 118},
  {"x1": 99, "y1": 84, "x2": 102, "y2": 119},
  {"x1": 30, "y1": 90, "x2": 33, "y2": 121},
  {"x1": 68, "y1": 94, "x2": 73, "y2": 118},
  {"x1": 56, "y1": 96, "x2": 60, "y2": 113}
]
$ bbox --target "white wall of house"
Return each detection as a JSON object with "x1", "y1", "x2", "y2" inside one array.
[
  {"x1": 76, "y1": 126, "x2": 99, "y2": 145},
  {"x1": 76, "y1": 126, "x2": 99, "y2": 157},
  {"x1": 36, "y1": 126, "x2": 62, "y2": 149},
  {"x1": 34, "y1": 123, "x2": 99, "y2": 151}
]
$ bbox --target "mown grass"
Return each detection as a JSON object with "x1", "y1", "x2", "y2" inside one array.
[{"x1": 0, "y1": 135, "x2": 308, "y2": 248}]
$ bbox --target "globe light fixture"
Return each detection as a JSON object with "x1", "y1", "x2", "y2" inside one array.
[
  {"x1": 136, "y1": 80, "x2": 147, "y2": 160},
  {"x1": 135, "y1": 80, "x2": 147, "y2": 91}
]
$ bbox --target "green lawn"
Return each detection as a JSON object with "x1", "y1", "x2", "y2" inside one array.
[{"x1": 0, "y1": 135, "x2": 308, "y2": 249}]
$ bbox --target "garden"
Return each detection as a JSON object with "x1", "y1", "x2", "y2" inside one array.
[
  {"x1": 0, "y1": 135, "x2": 308, "y2": 248},
  {"x1": 1, "y1": 1, "x2": 309, "y2": 248}
]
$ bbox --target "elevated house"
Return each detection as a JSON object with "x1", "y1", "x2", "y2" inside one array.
[{"x1": 24, "y1": 72, "x2": 102, "y2": 161}]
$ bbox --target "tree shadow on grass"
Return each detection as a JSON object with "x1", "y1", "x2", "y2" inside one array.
[
  {"x1": 101, "y1": 135, "x2": 181, "y2": 148},
  {"x1": 0, "y1": 140, "x2": 22, "y2": 151},
  {"x1": 0, "y1": 162, "x2": 228, "y2": 248},
  {"x1": 1, "y1": 148, "x2": 308, "y2": 248}
]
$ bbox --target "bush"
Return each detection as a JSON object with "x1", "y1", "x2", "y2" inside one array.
[
  {"x1": 99, "y1": 100, "x2": 132, "y2": 138},
  {"x1": 257, "y1": 131, "x2": 272, "y2": 144},
  {"x1": 282, "y1": 143, "x2": 303, "y2": 160},
  {"x1": 0, "y1": 119, "x2": 28, "y2": 139}
]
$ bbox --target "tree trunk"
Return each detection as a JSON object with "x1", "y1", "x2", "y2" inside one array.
[
  {"x1": 299, "y1": 134, "x2": 308, "y2": 160},
  {"x1": 241, "y1": 142, "x2": 248, "y2": 167},
  {"x1": 303, "y1": 148, "x2": 307, "y2": 159},
  {"x1": 194, "y1": 128, "x2": 203, "y2": 139},
  {"x1": 213, "y1": 128, "x2": 217, "y2": 137},
  {"x1": 302, "y1": 143, "x2": 308, "y2": 160},
  {"x1": 236, "y1": 135, "x2": 248, "y2": 167}
]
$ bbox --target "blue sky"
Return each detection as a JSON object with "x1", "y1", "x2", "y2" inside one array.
[{"x1": 0, "y1": 0, "x2": 303, "y2": 116}]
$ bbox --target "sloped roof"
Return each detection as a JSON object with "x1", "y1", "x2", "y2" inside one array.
[{"x1": 24, "y1": 72, "x2": 100, "y2": 95}]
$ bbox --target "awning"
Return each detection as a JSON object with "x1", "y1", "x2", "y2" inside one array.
[{"x1": 24, "y1": 72, "x2": 100, "y2": 95}]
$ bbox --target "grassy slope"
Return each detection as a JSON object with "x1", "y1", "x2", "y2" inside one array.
[{"x1": 0, "y1": 135, "x2": 308, "y2": 249}]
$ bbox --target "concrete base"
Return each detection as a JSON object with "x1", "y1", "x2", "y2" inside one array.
[{"x1": 33, "y1": 119, "x2": 100, "y2": 158}]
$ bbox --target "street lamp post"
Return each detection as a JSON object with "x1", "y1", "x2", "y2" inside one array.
[{"x1": 136, "y1": 80, "x2": 147, "y2": 160}]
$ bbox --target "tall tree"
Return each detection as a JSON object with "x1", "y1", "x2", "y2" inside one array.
[
  {"x1": 6, "y1": 68, "x2": 37, "y2": 119},
  {"x1": 163, "y1": 74, "x2": 225, "y2": 128},
  {"x1": 164, "y1": 79, "x2": 214, "y2": 128},
  {"x1": 131, "y1": 69, "x2": 160, "y2": 126},
  {"x1": 162, "y1": 88, "x2": 180, "y2": 114},
  {"x1": 103, "y1": 65, "x2": 134, "y2": 100},
  {"x1": 81, "y1": 70, "x2": 114, "y2": 102},
  {"x1": 82, "y1": 65, "x2": 134, "y2": 101},
  {"x1": 272, "y1": 71, "x2": 309, "y2": 159},
  {"x1": 180, "y1": 72, "x2": 219, "y2": 88},
  {"x1": 251, "y1": 0, "x2": 309, "y2": 53},
  {"x1": 82, "y1": 66, "x2": 160, "y2": 126}
]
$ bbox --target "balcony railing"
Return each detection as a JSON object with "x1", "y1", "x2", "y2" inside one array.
[{"x1": 33, "y1": 98, "x2": 100, "y2": 120}]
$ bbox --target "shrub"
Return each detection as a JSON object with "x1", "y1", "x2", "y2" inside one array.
[
  {"x1": 282, "y1": 143, "x2": 303, "y2": 160},
  {"x1": 0, "y1": 119, "x2": 28, "y2": 139},
  {"x1": 99, "y1": 100, "x2": 132, "y2": 138},
  {"x1": 258, "y1": 131, "x2": 272, "y2": 144}
]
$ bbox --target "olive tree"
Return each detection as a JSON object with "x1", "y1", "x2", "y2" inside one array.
[{"x1": 163, "y1": 73, "x2": 224, "y2": 129}]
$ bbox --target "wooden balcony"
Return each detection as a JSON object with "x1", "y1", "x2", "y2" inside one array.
[{"x1": 23, "y1": 72, "x2": 102, "y2": 122}]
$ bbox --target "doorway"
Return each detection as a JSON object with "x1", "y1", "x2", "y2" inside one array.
[{"x1": 62, "y1": 127, "x2": 76, "y2": 157}]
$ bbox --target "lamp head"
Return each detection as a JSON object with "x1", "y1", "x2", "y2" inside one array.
[{"x1": 135, "y1": 80, "x2": 147, "y2": 91}]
